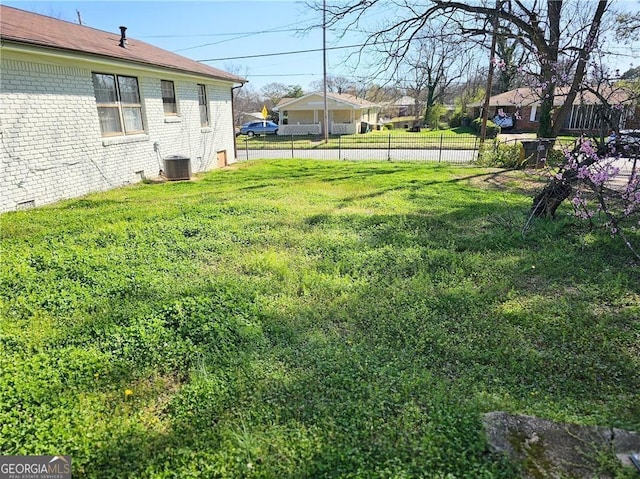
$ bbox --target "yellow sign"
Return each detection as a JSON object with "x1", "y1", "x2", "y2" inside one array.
[{"x1": 261, "y1": 105, "x2": 268, "y2": 119}]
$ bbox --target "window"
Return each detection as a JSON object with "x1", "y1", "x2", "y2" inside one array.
[
  {"x1": 198, "y1": 84, "x2": 209, "y2": 127},
  {"x1": 92, "y1": 73, "x2": 144, "y2": 136},
  {"x1": 161, "y1": 80, "x2": 177, "y2": 115},
  {"x1": 529, "y1": 105, "x2": 539, "y2": 122}
]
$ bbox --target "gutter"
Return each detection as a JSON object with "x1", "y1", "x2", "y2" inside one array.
[{"x1": 231, "y1": 82, "x2": 246, "y2": 161}]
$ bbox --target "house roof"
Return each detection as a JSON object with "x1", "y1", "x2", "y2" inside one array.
[
  {"x1": 393, "y1": 96, "x2": 419, "y2": 107},
  {"x1": 0, "y1": 5, "x2": 245, "y2": 84},
  {"x1": 470, "y1": 87, "x2": 631, "y2": 108},
  {"x1": 275, "y1": 91, "x2": 380, "y2": 110}
]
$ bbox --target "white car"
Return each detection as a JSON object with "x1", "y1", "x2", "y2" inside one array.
[
  {"x1": 610, "y1": 130, "x2": 640, "y2": 156},
  {"x1": 492, "y1": 114, "x2": 514, "y2": 129}
]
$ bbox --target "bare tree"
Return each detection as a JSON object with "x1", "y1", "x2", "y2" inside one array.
[
  {"x1": 615, "y1": 10, "x2": 640, "y2": 41},
  {"x1": 232, "y1": 84, "x2": 262, "y2": 127},
  {"x1": 316, "y1": 0, "x2": 611, "y2": 138},
  {"x1": 400, "y1": 24, "x2": 476, "y2": 127},
  {"x1": 309, "y1": 75, "x2": 356, "y2": 94},
  {"x1": 362, "y1": 83, "x2": 401, "y2": 104},
  {"x1": 493, "y1": 34, "x2": 529, "y2": 94},
  {"x1": 260, "y1": 83, "x2": 304, "y2": 110}
]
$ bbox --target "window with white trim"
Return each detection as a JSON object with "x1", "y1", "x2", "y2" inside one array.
[
  {"x1": 198, "y1": 84, "x2": 209, "y2": 127},
  {"x1": 92, "y1": 73, "x2": 144, "y2": 136},
  {"x1": 161, "y1": 80, "x2": 177, "y2": 115},
  {"x1": 529, "y1": 105, "x2": 539, "y2": 122}
]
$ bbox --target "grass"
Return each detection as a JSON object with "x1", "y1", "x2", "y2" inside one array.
[
  {"x1": 238, "y1": 127, "x2": 478, "y2": 150},
  {"x1": 1, "y1": 160, "x2": 638, "y2": 478}
]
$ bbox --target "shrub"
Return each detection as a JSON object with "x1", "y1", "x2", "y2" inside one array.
[
  {"x1": 544, "y1": 147, "x2": 566, "y2": 167},
  {"x1": 383, "y1": 124, "x2": 393, "y2": 130},
  {"x1": 471, "y1": 118, "x2": 500, "y2": 138},
  {"x1": 448, "y1": 111, "x2": 470, "y2": 128},
  {"x1": 477, "y1": 141, "x2": 526, "y2": 168},
  {"x1": 424, "y1": 103, "x2": 447, "y2": 129}
]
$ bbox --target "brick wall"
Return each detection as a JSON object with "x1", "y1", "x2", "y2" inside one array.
[{"x1": 0, "y1": 56, "x2": 237, "y2": 212}]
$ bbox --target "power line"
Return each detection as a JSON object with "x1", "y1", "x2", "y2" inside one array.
[
  {"x1": 165, "y1": 2, "x2": 397, "y2": 51},
  {"x1": 197, "y1": 42, "x2": 366, "y2": 62},
  {"x1": 144, "y1": 28, "x2": 299, "y2": 40},
  {"x1": 247, "y1": 73, "x2": 323, "y2": 77},
  {"x1": 173, "y1": 18, "x2": 318, "y2": 52}
]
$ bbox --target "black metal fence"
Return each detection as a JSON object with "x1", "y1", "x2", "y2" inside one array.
[
  {"x1": 239, "y1": 134, "x2": 480, "y2": 163},
  {"x1": 237, "y1": 134, "x2": 594, "y2": 166}
]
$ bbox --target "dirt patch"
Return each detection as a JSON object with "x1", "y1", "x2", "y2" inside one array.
[{"x1": 465, "y1": 168, "x2": 548, "y2": 195}]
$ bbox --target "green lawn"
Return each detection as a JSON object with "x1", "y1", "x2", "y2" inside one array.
[
  {"x1": 1, "y1": 160, "x2": 638, "y2": 478},
  {"x1": 238, "y1": 127, "x2": 478, "y2": 150}
]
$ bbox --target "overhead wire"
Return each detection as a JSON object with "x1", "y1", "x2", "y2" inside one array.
[
  {"x1": 166, "y1": 2, "x2": 399, "y2": 53},
  {"x1": 197, "y1": 41, "x2": 370, "y2": 62},
  {"x1": 171, "y1": 18, "x2": 319, "y2": 52}
]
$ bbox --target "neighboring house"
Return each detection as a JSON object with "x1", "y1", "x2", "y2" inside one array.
[
  {"x1": 469, "y1": 87, "x2": 633, "y2": 133},
  {"x1": 390, "y1": 95, "x2": 421, "y2": 118},
  {"x1": 378, "y1": 96, "x2": 420, "y2": 129},
  {"x1": 0, "y1": 5, "x2": 245, "y2": 212},
  {"x1": 274, "y1": 92, "x2": 380, "y2": 135}
]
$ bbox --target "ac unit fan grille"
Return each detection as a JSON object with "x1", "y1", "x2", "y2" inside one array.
[{"x1": 164, "y1": 155, "x2": 191, "y2": 180}]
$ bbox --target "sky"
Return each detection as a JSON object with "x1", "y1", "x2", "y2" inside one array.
[
  {"x1": 1, "y1": 0, "x2": 387, "y2": 91},
  {"x1": 2, "y1": 0, "x2": 640, "y2": 93}
]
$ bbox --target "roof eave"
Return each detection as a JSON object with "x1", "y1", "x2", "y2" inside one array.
[{"x1": 1, "y1": 38, "x2": 246, "y2": 84}]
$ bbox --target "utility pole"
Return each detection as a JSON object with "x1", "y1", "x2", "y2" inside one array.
[
  {"x1": 322, "y1": 0, "x2": 329, "y2": 143},
  {"x1": 480, "y1": 0, "x2": 500, "y2": 143}
]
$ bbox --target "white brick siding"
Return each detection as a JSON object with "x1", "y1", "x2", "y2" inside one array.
[{"x1": 0, "y1": 56, "x2": 237, "y2": 212}]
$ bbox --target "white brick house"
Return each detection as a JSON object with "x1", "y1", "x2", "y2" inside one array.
[{"x1": 0, "y1": 6, "x2": 245, "y2": 212}]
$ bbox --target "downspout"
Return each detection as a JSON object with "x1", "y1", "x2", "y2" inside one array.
[{"x1": 231, "y1": 82, "x2": 246, "y2": 161}]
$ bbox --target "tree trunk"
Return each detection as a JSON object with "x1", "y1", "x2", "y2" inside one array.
[
  {"x1": 537, "y1": 85, "x2": 555, "y2": 138},
  {"x1": 423, "y1": 86, "x2": 436, "y2": 125},
  {"x1": 530, "y1": 151, "x2": 601, "y2": 218},
  {"x1": 550, "y1": 0, "x2": 608, "y2": 138},
  {"x1": 530, "y1": 178, "x2": 573, "y2": 217},
  {"x1": 535, "y1": 1, "x2": 561, "y2": 138}
]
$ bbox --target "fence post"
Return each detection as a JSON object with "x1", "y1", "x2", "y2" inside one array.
[
  {"x1": 291, "y1": 134, "x2": 294, "y2": 159},
  {"x1": 473, "y1": 136, "x2": 478, "y2": 162},
  {"x1": 438, "y1": 134, "x2": 443, "y2": 163},
  {"x1": 245, "y1": 137, "x2": 249, "y2": 161},
  {"x1": 339, "y1": 135, "x2": 342, "y2": 160},
  {"x1": 388, "y1": 133, "x2": 391, "y2": 161}
]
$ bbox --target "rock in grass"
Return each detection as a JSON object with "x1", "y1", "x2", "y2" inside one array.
[{"x1": 482, "y1": 411, "x2": 640, "y2": 478}]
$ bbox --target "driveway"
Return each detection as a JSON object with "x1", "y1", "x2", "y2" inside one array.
[{"x1": 606, "y1": 156, "x2": 638, "y2": 190}]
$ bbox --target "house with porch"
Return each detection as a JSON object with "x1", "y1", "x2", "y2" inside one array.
[
  {"x1": 0, "y1": 5, "x2": 245, "y2": 212},
  {"x1": 469, "y1": 87, "x2": 635, "y2": 133},
  {"x1": 274, "y1": 92, "x2": 380, "y2": 135}
]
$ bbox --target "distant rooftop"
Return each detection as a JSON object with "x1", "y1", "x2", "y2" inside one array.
[
  {"x1": 275, "y1": 91, "x2": 380, "y2": 110},
  {"x1": 469, "y1": 87, "x2": 630, "y2": 107}
]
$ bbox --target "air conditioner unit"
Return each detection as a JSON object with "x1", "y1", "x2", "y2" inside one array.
[{"x1": 164, "y1": 155, "x2": 191, "y2": 180}]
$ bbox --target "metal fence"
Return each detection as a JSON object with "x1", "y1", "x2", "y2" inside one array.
[{"x1": 239, "y1": 134, "x2": 481, "y2": 163}]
